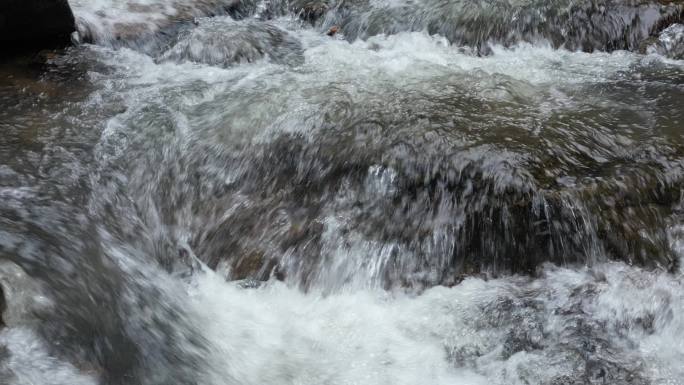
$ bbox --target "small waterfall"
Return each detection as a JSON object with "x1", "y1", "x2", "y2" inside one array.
[{"x1": 0, "y1": 0, "x2": 683, "y2": 384}]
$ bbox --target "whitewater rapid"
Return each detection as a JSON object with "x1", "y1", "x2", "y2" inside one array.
[{"x1": 1, "y1": 1, "x2": 684, "y2": 384}]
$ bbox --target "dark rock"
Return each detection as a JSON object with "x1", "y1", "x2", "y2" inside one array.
[{"x1": 0, "y1": 0, "x2": 75, "y2": 54}]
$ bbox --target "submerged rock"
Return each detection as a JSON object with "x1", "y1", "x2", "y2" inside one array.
[
  {"x1": 290, "y1": 0, "x2": 331, "y2": 22},
  {"x1": 0, "y1": 260, "x2": 52, "y2": 328},
  {"x1": 160, "y1": 71, "x2": 683, "y2": 289},
  {"x1": 647, "y1": 23, "x2": 684, "y2": 59},
  {"x1": 315, "y1": 0, "x2": 684, "y2": 53},
  {"x1": 0, "y1": 0, "x2": 75, "y2": 54},
  {"x1": 70, "y1": 0, "x2": 242, "y2": 52},
  {"x1": 0, "y1": 285, "x2": 4, "y2": 327},
  {"x1": 158, "y1": 17, "x2": 304, "y2": 67}
]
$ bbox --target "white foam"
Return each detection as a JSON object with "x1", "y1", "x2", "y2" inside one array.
[
  {"x1": 81, "y1": 28, "x2": 672, "y2": 155},
  {"x1": 69, "y1": 0, "x2": 237, "y2": 45},
  {"x1": 188, "y1": 272, "x2": 489, "y2": 385},
  {"x1": 181, "y1": 262, "x2": 684, "y2": 385},
  {"x1": 86, "y1": 28, "x2": 671, "y2": 114}
]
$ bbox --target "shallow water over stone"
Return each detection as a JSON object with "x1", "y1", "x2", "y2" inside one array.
[{"x1": 1, "y1": 0, "x2": 684, "y2": 384}]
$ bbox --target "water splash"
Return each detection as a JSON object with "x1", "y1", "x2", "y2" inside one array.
[{"x1": 1, "y1": 1, "x2": 683, "y2": 384}]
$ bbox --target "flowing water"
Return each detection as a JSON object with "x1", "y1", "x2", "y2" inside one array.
[{"x1": 1, "y1": 0, "x2": 684, "y2": 384}]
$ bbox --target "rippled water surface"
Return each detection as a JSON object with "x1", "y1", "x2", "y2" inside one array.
[{"x1": 1, "y1": 0, "x2": 684, "y2": 384}]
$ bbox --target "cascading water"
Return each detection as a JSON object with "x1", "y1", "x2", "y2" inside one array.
[{"x1": 1, "y1": 0, "x2": 683, "y2": 384}]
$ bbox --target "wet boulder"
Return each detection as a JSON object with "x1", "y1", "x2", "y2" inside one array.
[
  {"x1": 0, "y1": 0, "x2": 75, "y2": 54},
  {"x1": 158, "y1": 17, "x2": 304, "y2": 67}
]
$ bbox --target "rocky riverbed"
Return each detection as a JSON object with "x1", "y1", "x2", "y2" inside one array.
[{"x1": 1, "y1": 0, "x2": 684, "y2": 384}]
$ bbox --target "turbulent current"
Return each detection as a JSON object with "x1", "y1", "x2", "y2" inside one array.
[{"x1": 1, "y1": 0, "x2": 684, "y2": 384}]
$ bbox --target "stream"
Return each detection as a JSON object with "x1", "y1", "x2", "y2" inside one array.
[{"x1": 1, "y1": 0, "x2": 684, "y2": 384}]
